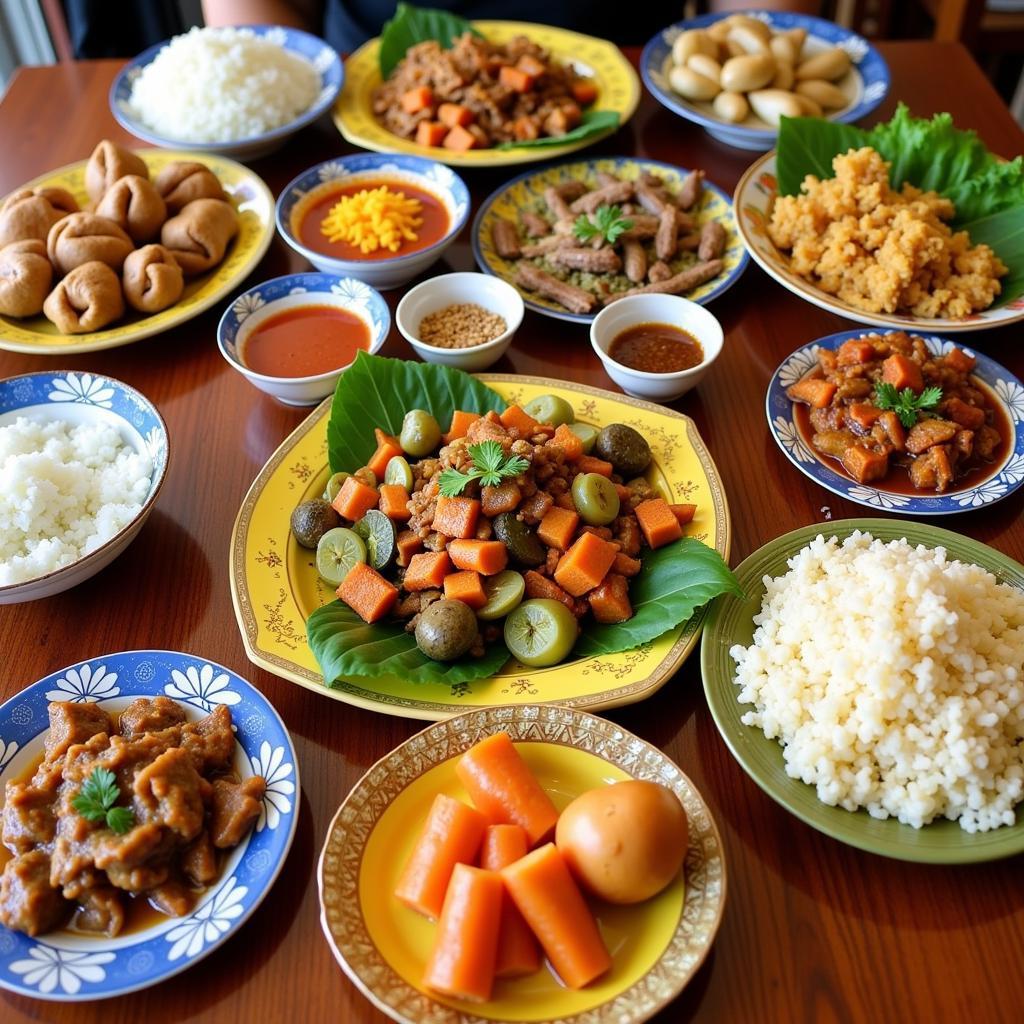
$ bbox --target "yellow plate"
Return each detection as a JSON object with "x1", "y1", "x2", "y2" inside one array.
[
  {"x1": 0, "y1": 151, "x2": 275, "y2": 355},
  {"x1": 318, "y1": 704, "x2": 727, "y2": 1024},
  {"x1": 229, "y1": 375, "x2": 731, "y2": 720},
  {"x1": 334, "y1": 21, "x2": 640, "y2": 168}
]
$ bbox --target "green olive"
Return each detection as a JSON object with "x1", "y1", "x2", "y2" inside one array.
[
  {"x1": 477, "y1": 570, "x2": 526, "y2": 621},
  {"x1": 322, "y1": 472, "x2": 350, "y2": 503},
  {"x1": 384, "y1": 455, "x2": 414, "y2": 490},
  {"x1": 504, "y1": 599, "x2": 578, "y2": 667},
  {"x1": 415, "y1": 599, "x2": 478, "y2": 661},
  {"x1": 400, "y1": 409, "x2": 442, "y2": 458},
  {"x1": 595, "y1": 424, "x2": 652, "y2": 477},
  {"x1": 523, "y1": 394, "x2": 575, "y2": 428},
  {"x1": 571, "y1": 472, "x2": 620, "y2": 526},
  {"x1": 567, "y1": 423, "x2": 599, "y2": 455}
]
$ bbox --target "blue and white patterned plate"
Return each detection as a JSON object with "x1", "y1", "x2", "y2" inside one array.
[
  {"x1": 767, "y1": 329, "x2": 1024, "y2": 515},
  {"x1": 0, "y1": 651, "x2": 299, "y2": 1001},
  {"x1": 641, "y1": 12, "x2": 890, "y2": 151}
]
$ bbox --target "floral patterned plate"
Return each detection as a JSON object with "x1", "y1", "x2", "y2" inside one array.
[
  {"x1": 230, "y1": 376, "x2": 731, "y2": 720},
  {"x1": 767, "y1": 329, "x2": 1024, "y2": 514},
  {"x1": 318, "y1": 704, "x2": 726, "y2": 1023},
  {"x1": 0, "y1": 651, "x2": 299, "y2": 1001}
]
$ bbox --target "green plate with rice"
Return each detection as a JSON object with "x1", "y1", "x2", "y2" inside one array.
[{"x1": 701, "y1": 518, "x2": 1024, "y2": 864}]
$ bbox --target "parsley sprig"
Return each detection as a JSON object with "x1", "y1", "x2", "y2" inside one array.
[
  {"x1": 573, "y1": 204, "x2": 633, "y2": 246},
  {"x1": 438, "y1": 440, "x2": 529, "y2": 498},
  {"x1": 874, "y1": 382, "x2": 943, "y2": 429},
  {"x1": 72, "y1": 767, "x2": 135, "y2": 835}
]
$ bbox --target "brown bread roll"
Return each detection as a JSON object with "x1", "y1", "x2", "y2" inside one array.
[
  {"x1": 154, "y1": 161, "x2": 227, "y2": 214},
  {"x1": 85, "y1": 140, "x2": 148, "y2": 204},
  {"x1": 95, "y1": 175, "x2": 167, "y2": 243},
  {"x1": 0, "y1": 187, "x2": 79, "y2": 247},
  {"x1": 47, "y1": 212, "x2": 133, "y2": 275},
  {"x1": 0, "y1": 239, "x2": 54, "y2": 317},
  {"x1": 122, "y1": 244, "x2": 184, "y2": 313},
  {"x1": 160, "y1": 198, "x2": 238, "y2": 276},
  {"x1": 43, "y1": 261, "x2": 124, "y2": 333}
]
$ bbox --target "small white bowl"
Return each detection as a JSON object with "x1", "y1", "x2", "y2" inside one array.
[
  {"x1": 590, "y1": 294, "x2": 723, "y2": 401},
  {"x1": 396, "y1": 273, "x2": 524, "y2": 371}
]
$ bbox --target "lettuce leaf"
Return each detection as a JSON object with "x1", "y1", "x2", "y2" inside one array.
[{"x1": 378, "y1": 3, "x2": 480, "y2": 79}]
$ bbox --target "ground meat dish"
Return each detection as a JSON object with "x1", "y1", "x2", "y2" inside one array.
[{"x1": 0, "y1": 697, "x2": 266, "y2": 937}]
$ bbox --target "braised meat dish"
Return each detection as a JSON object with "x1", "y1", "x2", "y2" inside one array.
[
  {"x1": 787, "y1": 332, "x2": 1005, "y2": 494},
  {"x1": 0, "y1": 698, "x2": 266, "y2": 937}
]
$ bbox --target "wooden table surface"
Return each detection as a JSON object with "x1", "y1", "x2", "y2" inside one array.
[{"x1": 1, "y1": 40, "x2": 1022, "y2": 1024}]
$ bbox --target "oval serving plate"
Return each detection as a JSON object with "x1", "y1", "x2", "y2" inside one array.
[
  {"x1": 318, "y1": 704, "x2": 726, "y2": 1024},
  {"x1": 473, "y1": 157, "x2": 748, "y2": 325},
  {"x1": 734, "y1": 151, "x2": 1024, "y2": 332},
  {"x1": 701, "y1": 519, "x2": 1024, "y2": 864},
  {"x1": 229, "y1": 375, "x2": 731, "y2": 720},
  {"x1": 334, "y1": 21, "x2": 640, "y2": 168},
  {"x1": 0, "y1": 150, "x2": 274, "y2": 355},
  {"x1": 767, "y1": 329, "x2": 1024, "y2": 514},
  {"x1": 0, "y1": 650, "x2": 299, "y2": 1000}
]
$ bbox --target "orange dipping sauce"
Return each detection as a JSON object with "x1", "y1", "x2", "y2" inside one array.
[
  {"x1": 241, "y1": 306, "x2": 371, "y2": 378},
  {"x1": 296, "y1": 179, "x2": 450, "y2": 262}
]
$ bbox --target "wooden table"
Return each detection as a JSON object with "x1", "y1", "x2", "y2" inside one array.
[{"x1": 1, "y1": 41, "x2": 1022, "y2": 1024}]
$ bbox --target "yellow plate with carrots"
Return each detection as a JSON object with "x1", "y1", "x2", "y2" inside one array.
[
  {"x1": 318, "y1": 704, "x2": 727, "y2": 1024},
  {"x1": 229, "y1": 374, "x2": 731, "y2": 720}
]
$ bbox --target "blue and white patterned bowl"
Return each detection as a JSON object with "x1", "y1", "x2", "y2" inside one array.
[
  {"x1": 641, "y1": 12, "x2": 890, "y2": 152},
  {"x1": 0, "y1": 651, "x2": 298, "y2": 1001},
  {"x1": 0, "y1": 372, "x2": 169, "y2": 604},
  {"x1": 767, "y1": 329, "x2": 1024, "y2": 515},
  {"x1": 218, "y1": 272, "x2": 390, "y2": 406},
  {"x1": 109, "y1": 25, "x2": 343, "y2": 161},
  {"x1": 275, "y1": 154, "x2": 470, "y2": 291}
]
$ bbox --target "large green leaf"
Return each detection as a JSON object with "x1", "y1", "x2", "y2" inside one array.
[
  {"x1": 378, "y1": 3, "x2": 480, "y2": 79},
  {"x1": 960, "y1": 208, "x2": 1024, "y2": 304},
  {"x1": 776, "y1": 116, "x2": 868, "y2": 197},
  {"x1": 495, "y1": 111, "x2": 621, "y2": 151}
]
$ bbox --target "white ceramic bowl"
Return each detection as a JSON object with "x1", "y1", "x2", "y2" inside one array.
[
  {"x1": 396, "y1": 272, "x2": 524, "y2": 371},
  {"x1": 590, "y1": 295, "x2": 724, "y2": 401},
  {"x1": 217, "y1": 273, "x2": 390, "y2": 406}
]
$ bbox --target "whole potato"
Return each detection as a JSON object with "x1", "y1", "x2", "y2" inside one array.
[
  {"x1": 672, "y1": 28, "x2": 717, "y2": 67},
  {"x1": 721, "y1": 52, "x2": 775, "y2": 93},
  {"x1": 796, "y1": 78, "x2": 848, "y2": 109},
  {"x1": 687, "y1": 53, "x2": 722, "y2": 84},
  {"x1": 784, "y1": 26, "x2": 808, "y2": 59},
  {"x1": 726, "y1": 14, "x2": 772, "y2": 42},
  {"x1": 727, "y1": 24, "x2": 769, "y2": 55},
  {"x1": 769, "y1": 34, "x2": 798, "y2": 65},
  {"x1": 771, "y1": 60, "x2": 794, "y2": 91},
  {"x1": 748, "y1": 88, "x2": 804, "y2": 126},
  {"x1": 707, "y1": 18, "x2": 732, "y2": 43},
  {"x1": 669, "y1": 64, "x2": 721, "y2": 101},
  {"x1": 796, "y1": 47, "x2": 851, "y2": 82},
  {"x1": 722, "y1": 37, "x2": 747, "y2": 60},
  {"x1": 713, "y1": 90, "x2": 749, "y2": 123}
]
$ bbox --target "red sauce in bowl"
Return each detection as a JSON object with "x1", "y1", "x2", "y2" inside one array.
[
  {"x1": 241, "y1": 306, "x2": 371, "y2": 378},
  {"x1": 608, "y1": 323, "x2": 704, "y2": 373}
]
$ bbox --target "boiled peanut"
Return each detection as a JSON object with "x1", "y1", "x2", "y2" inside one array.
[
  {"x1": 769, "y1": 34, "x2": 798, "y2": 66},
  {"x1": 727, "y1": 24, "x2": 769, "y2": 55},
  {"x1": 669, "y1": 64, "x2": 721, "y2": 102},
  {"x1": 771, "y1": 60, "x2": 794, "y2": 91},
  {"x1": 796, "y1": 47, "x2": 851, "y2": 82},
  {"x1": 748, "y1": 88, "x2": 804, "y2": 126},
  {"x1": 713, "y1": 91, "x2": 750, "y2": 124},
  {"x1": 721, "y1": 52, "x2": 775, "y2": 93},
  {"x1": 795, "y1": 79, "x2": 848, "y2": 109},
  {"x1": 707, "y1": 19, "x2": 732, "y2": 43},
  {"x1": 687, "y1": 54, "x2": 722, "y2": 85},
  {"x1": 672, "y1": 29, "x2": 718, "y2": 66},
  {"x1": 725, "y1": 14, "x2": 772, "y2": 42},
  {"x1": 783, "y1": 27, "x2": 807, "y2": 59},
  {"x1": 793, "y1": 94, "x2": 822, "y2": 118},
  {"x1": 722, "y1": 37, "x2": 747, "y2": 60}
]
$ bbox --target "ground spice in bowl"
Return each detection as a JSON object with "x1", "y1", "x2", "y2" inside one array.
[{"x1": 418, "y1": 303, "x2": 507, "y2": 349}]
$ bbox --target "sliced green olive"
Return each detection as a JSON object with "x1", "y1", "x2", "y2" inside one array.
[
  {"x1": 477, "y1": 570, "x2": 526, "y2": 621},
  {"x1": 523, "y1": 394, "x2": 575, "y2": 427},
  {"x1": 400, "y1": 409, "x2": 442, "y2": 457},
  {"x1": 492, "y1": 512, "x2": 545, "y2": 567},
  {"x1": 322, "y1": 472, "x2": 350, "y2": 503},
  {"x1": 567, "y1": 422, "x2": 599, "y2": 455},
  {"x1": 504, "y1": 599, "x2": 578, "y2": 667},
  {"x1": 316, "y1": 527, "x2": 366, "y2": 588},
  {"x1": 353, "y1": 509, "x2": 396, "y2": 570},
  {"x1": 384, "y1": 455, "x2": 414, "y2": 490},
  {"x1": 571, "y1": 472, "x2": 620, "y2": 526}
]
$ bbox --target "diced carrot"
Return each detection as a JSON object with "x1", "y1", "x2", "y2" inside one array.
[
  {"x1": 548, "y1": 423, "x2": 583, "y2": 460},
  {"x1": 499, "y1": 404, "x2": 541, "y2": 436},
  {"x1": 395, "y1": 793, "x2": 487, "y2": 920},
  {"x1": 415, "y1": 120, "x2": 448, "y2": 148},
  {"x1": 570, "y1": 78, "x2": 599, "y2": 106},
  {"x1": 499, "y1": 64, "x2": 535, "y2": 93},
  {"x1": 612, "y1": 552, "x2": 642, "y2": 576},
  {"x1": 423, "y1": 864, "x2": 503, "y2": 1002},
  {"x1": 480, "y1": 825, "x2": 541, "y2": 978},
  {"x1": 943, "y1": 396, "x2": 986, "y2": 430},
  {"x1": 401, "y1": 85, "x2": 434, "y2": 113},
  {"x1": 537, "y1": 506, "x2": 579, "y2": 551},
  {"x1": 433, "y1": 496, "x2": 480, "y2": 539},
  {"x1": 332, "y1": 476, "x2": 379, "y2": 522},
  {"x1": 523, "y1": 569, "x2": 576, "y2": 613},
  {"x1": 396, "y1": 529, "x2": 423, "y2": 567},
  {"x1": 378, "y1": 483, "x2": 411, "y2": 521},
  {"x1": 847, "y1": 403, "x2": 884, "y2": 430},
  {"x1": 448, "y1": 539, "x2": 508, "y2": 576},
  {"x1": 368, "y1": 433, "x2": 404, "y2": 479},
  {"x1": 446, "y1": 410, "x2": 481, "y2": 441},
  {"x1": 836, "y1": 339, "x2": 875, "y2": 366},
  {"x1": 668, "y1": 503, "x2": 696, "y2": 526},
  {"x1": 501, "y1": 843, "x2": 612, "y2": 989},
  {"x1": 513, "y1": 116, "x2": 539, "y2": 142},
  {"x1": 882, "y1": 353, "x2": 923, "y2": 393},
  {"x1": 841, "y1": 445, "x2": 889, "y2": 484},
  {"x1": 587, "y1": 572, "x2": 633, "y2": 623},
  {"x1": 403, "y1": 551, "x2": 452, "y2": 591},
  {"x1": 444, "y1": 570, "x2": 488, "y2": 609},
  {"x1": 635, "y1": 498, "x2": 683, "y2": 550},
  {"x1": 443, "y1": 124, "x2": 478, "y2": 151},
  {"x1": 516, "y1": 54, "x2": 547, "y2": 77},
  {"x1": 481, "y1": 481, "x2": 521, "y2": 517},
  {"x1": 456, "y1": 732, "x2": 559, "y2": 847},
  {"x1": 614, "y1": 483, "x2": 632, "y2": 503},
  {"x1": 337, "y1": 562, "x2": 397, "y2": 623},
  {"x1": 575, "y1": 455, "x2": 613, "y2": 478},
  {"x1": 554, "y1": 531, "x2": 618, "y2": 597},
  {"x1": 438, "y1": 102, "x2": 474, "y2": 128},
  {"x1": 945, "y1": 346, "x2": 976, "y2": 373},
  {"x1": 786, "y1": 377, "x2": 837, "y2": 409}
]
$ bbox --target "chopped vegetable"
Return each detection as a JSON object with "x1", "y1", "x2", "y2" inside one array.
[
  {"x1": 396, "y1": 529, "x2": 423, "y2": 567},
  {"x1": 432, "y1": 495, "x2": 481, "y2": 538},
  {"x1": 587, "y1": 573, "x2": 633, "y2": 623},
  {"x1": 378, "y1": 483, "x2": 411, "y2": 521},
  {"x1": 874, "y1": 381, "x2": 943, "y2": 429},
  {"x1": 443, "y1": 124, "x2": 478, "y2": 151},
  {"x1": 881, "y1": 353, "x2": 925, "y2": 394},
  {"x1": 337, "y1": 561, "x2": 398, "y2": 623},
  {"x1": 499, "y1": 64, "x2": 536, "y2": 94},
  {"x1": 403, "y1": 550, "x2": 452, "y2": 591},
  {"x1": 498, "y1": 404, "x2": 541, "y2": 437},
  {"x1": 537, "y1": 506, "x2": 579, "y2": 551},
  {"x1": 787, "y1": 377, "x2": 837, "y2": 409},
  {"x1": 72, "y1": 767, "x2": 135, "y2": 835},
  {"x1": 368, "y1": 429, "x2": 405, "y2": 478},
  {"x1": 416, "y1": 120, "x2": 448, "y2": 147},
  {"x1": 635, "y1": 498, "x2": 683, "y2": 550},
  {"x1": 332, "y1": 476, "x2": 380, "y2": 523},
  {"x1": 480, "y1": 825, "x2": 541, "y2": 978},
  {"x1": 573, "y1": 203, "x2": 633, "y2": 246},
  {"x1": 443, "y1": 569, "x2": 488, "y2": 609},
  {"x1": 548, "y1": 423, "x2": 584, "y2": 460},
  {"x1": 400, "y1": 85, "x2": 434, "y2": 113},
  {"x1": 668, "y1": 503, "x2": 697, "y2": 527},
  {"x1": 554, "y1": 531, "x2": 618, "y2": 596},
  {"x1": 447, "y1": 538, "x2": 508, "y2": 576},
  {"x1": 438, "y1": 102, "x2": 473, "y2": 128},
  {"x1": 575, "y1": 454, "x2": 613, "y2": 478},
  {"x1": 446, "y1": 409, "x2": 481, "y2": 440},
  {"x1": 480, "y1": 480, "x2": 521, "y2": 517},
  {"x1": 438, "y1": 441, "x2": 530, "y2": 498}
]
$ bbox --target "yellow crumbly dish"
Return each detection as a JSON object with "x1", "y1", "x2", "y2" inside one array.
[
  {"x1": 768, "y1": 147, "x2": 1007, "y2": 318},
  {"x1": 320, "y1": 185, "x2": 423, "y2": 254}
]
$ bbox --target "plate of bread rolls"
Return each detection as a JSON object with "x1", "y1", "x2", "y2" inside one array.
[{"x1": 0, "y1": 139, "x2": 274, "y2": 354}]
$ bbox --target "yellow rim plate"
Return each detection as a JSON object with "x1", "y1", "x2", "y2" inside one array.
[
  {"x1": 229, "y1": 375, "x2": 731, "y2": 720},
  {"x1": 0, "y1": 151, "x2": 275, "y2": 354},
  {"x1": 318, "y1": 704, "x2": 727, "y2": 1024},
  {"x1": 334, "y1": 21, "x2": 641, "y2": 168}
]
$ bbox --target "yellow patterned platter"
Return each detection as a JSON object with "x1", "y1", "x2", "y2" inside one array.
[
  {"x1": 0, "y1": 151, "x2": 274, "y2": 354},
  {"x1": 230, "y1": 376, "x2": 731, "y2": 720},
  {"x1": 318, "y1": 704, "x2": 727, "y2": 1024},
  {"x1": 334, "y1": 21, "x2": 640, "y2": 168},
  {"x1": 473, "y1": 158, "x2": 749, "y2": 323}
]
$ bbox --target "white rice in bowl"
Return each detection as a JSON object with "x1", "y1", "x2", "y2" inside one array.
[
  {"x1": 126, "y1": 26, "x2": 321, "y2": 142},
  {"x1": 0, "y1": 417, "x2": 153, "y2": 587},
  {"x1": 729, "y1": 531, "x2": 1024, "y2": 833}
]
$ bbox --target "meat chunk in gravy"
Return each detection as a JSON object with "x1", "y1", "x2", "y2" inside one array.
[
  {"x1": 0, "y1": 851, "x2": 70, "y2": 936},
  {"x1": 44, "y1": 702, "x2": 112, "y2": 762},
  {"x1": 210, "y1": 778, "x2": 266, "y2": 848},
  {"x1": 120, "y1": 696, "x2": 187, "y2": 738}
]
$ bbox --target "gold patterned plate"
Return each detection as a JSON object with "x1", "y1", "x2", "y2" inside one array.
[
  {"x1": 0, "y1": 151, "x2": 274, "y2": 354},
  {"x1": 229, "y1": 376, "x2": 731, "y2": 719},
  {"x1": 318, "y1": 704, "x2": 727, "y2": 1023},
  {"x1": 334, "y1": 21, "x2": 640, "y2": 168}
]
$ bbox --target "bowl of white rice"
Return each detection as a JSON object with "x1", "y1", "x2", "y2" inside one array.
[
  {"x1": 0, "y1": 371, "x2": 169, "y2": 604},
  {"x1": 700, "y1": 519, "x2": 1024, "y2": 864},
  {"x1": 110, "y1": 25, "x2": 343, "y2": 160}
]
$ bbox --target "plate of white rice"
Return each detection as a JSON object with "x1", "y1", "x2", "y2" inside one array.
[{"x1": 701, "y1": 519, "x2": 1024, "y2": 863}]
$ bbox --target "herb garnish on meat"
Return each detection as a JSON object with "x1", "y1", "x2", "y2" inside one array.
[
  {"x1": 73, "y1": 766, "x2": 135, "y2": 834},
  {"x1": 438, "y1": 440, "x2": 529, "y2": 497},
  {"x1": 573, "y1": 204, "x2": 633, "y2": 246},
  {"x1": 874, "y1": 382, "x2": 943, "y2": 428}
]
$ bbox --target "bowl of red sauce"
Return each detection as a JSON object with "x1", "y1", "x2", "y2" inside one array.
[
  {"x1": 275, "y1": 154, "x2": 470, "y2": 291},
  {"x1": 217, "y1": 272, "x2": 389, "y2": 405},
  {"x1": 590, "y1": 294, "x2": 724, "y2": 402}
]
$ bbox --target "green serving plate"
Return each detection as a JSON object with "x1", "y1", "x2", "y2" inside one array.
[{"x1": 701, "y1": 518, "x2": 1024, "y2": 864}]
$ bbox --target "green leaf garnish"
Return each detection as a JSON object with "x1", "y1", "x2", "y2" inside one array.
[
  {"x1": 438, "y1": 440, "x2": 530, "y2": 497},
  {"x1": 378, "y1": 3, "x2": 481, "y2": 79},
  {"x1": 496, "y1": 110, "x2": 620, "y2": 150},
  {"x1": 72, "y1": 767, "x2": 135, "y2": 834},
  {"x1": 105, "y1": 806, "x2": 135, "y2": 835},
  {"x1": 874, "y1": 382, "x2": 943, "y2": 429},
  {"x1": 573, "y1": 204, "x2": 634, "y2": 246}
]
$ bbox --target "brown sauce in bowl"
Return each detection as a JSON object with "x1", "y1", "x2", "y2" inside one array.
[{"x1": 608, "y1": 323, "x2": 704, "y2": 373}]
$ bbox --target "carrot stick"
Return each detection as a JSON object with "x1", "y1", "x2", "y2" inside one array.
[
  {"x1": 394, "y1": 793, "x2": 487, "y2": 920},
  {"x1": 456, "y1": 732, "x2": 559, "y2": 847},
  {"x1": 480, "y1": 824, "x2": 541, "y2": 978},
  {"x1": 501, "y1": 843, "x2": 611, "y2": 989}
]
